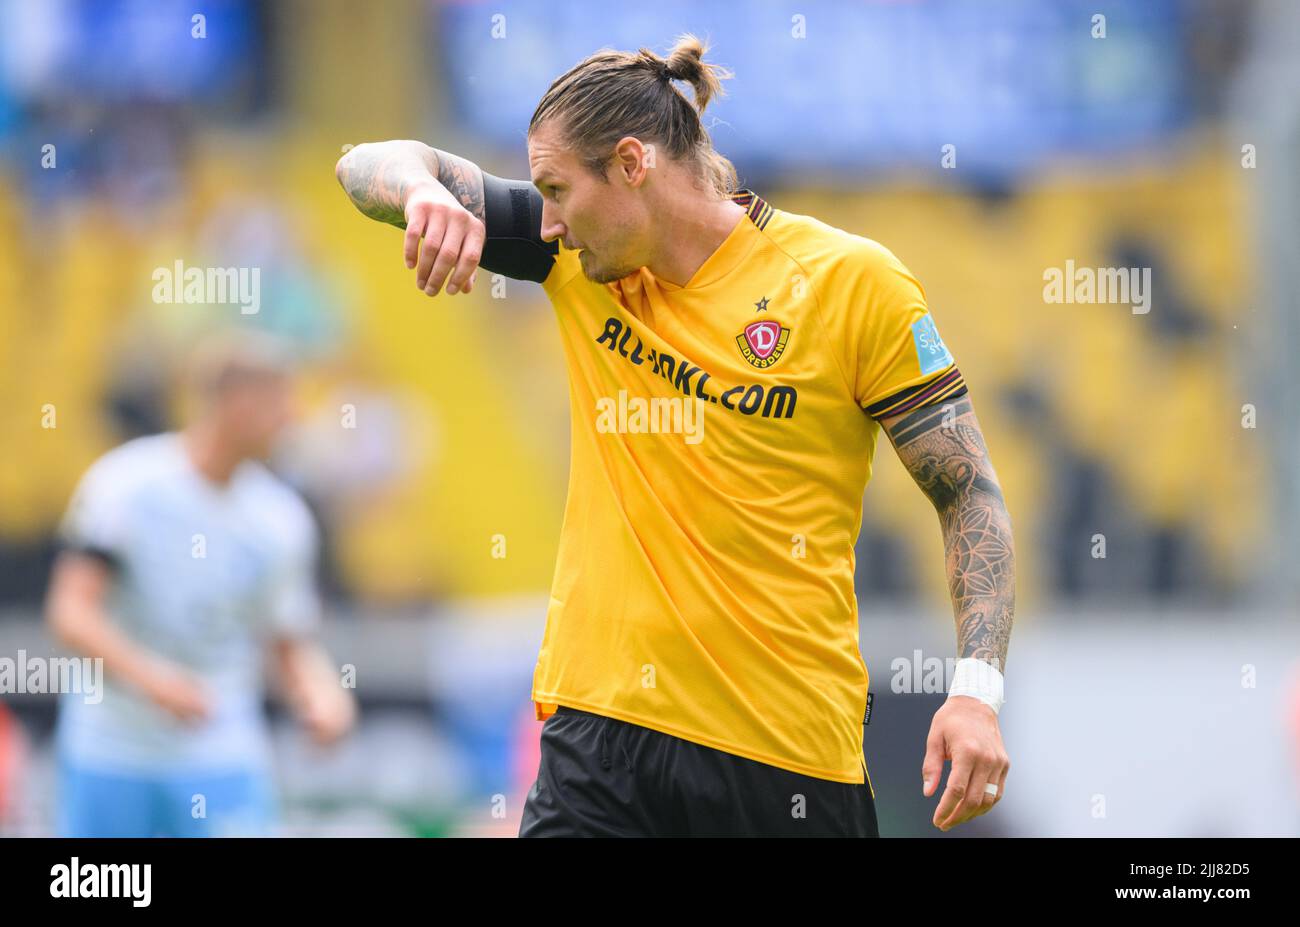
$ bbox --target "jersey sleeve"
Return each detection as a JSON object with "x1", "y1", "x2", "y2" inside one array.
[
  {"x1": 262, "y1": 500, "x2": 324, "y2": 638},
  {"x1": 57, "y1": 453, "x2": 135, "y2": 570},
  {"x1": 478, "y1": 169, "x2": 563, "y2": 285},
  {"x1": 842, "y1": 240, "x2": 968, "y2": 421}
]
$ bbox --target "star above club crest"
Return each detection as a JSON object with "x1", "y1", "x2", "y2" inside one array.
[{"x1": 754, "y1": 296, "x2": 769, "y2": 312}]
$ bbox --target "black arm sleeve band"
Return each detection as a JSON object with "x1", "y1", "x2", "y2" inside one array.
[
  {"x1": 56, "y1": 539, "x2": 123, "y2": 573},
  {"x1": 478, "y1": 170, "x2": 558, "y2": 284}
]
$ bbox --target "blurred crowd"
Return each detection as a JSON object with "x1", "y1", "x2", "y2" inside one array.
[{"x1": 0, "y1": 0, "x2": 1276, "y2": 614}]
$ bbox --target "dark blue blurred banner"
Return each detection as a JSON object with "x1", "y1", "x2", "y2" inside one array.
[
  {"x1": 437, "y1": 0, "x2": 1188, "y2": 182},
  {"x1": 0, "y1": 0, "x2": 259, "y2": 106}
]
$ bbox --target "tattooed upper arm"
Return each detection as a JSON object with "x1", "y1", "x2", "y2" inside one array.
[
  {"x1": 879, "y1": 397, "x2": 1004, "y2": 511},
  {"x1": 877, "y1": 396, "x2": 1016, "y2": 670}
]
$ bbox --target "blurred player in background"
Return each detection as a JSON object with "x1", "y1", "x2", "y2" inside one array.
[{"x1": 44, "y1": 329, "x2": 357, "y2": 837}]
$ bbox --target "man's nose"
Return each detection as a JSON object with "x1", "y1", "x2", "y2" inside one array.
[{"x1": 540, "y1": 202, "x2": 565, "y2": 243}]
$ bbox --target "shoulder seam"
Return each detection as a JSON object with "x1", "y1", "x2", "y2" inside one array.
[{"x1": 750, "y1": 212, "x2": 859, "y2": 407}]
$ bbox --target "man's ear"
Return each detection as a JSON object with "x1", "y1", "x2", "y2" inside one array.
[{"x1": 612, "y1": 136, "x2": 650, "y2": 187}]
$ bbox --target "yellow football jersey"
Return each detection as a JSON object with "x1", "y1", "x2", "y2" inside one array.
[{"x1": 532, "y1": 189, "x2": 967, "y2": 788}]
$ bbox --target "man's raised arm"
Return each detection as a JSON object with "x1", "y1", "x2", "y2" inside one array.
[
  {"x1": 335, "y1": 141, "x2": 482, "y2": 229},
  {"x1": 878, "y1": 394, "x2": 1015, "y2": 831},
  {"x1": 334, "y1": 140, "x2": 555, "y2": 291}
]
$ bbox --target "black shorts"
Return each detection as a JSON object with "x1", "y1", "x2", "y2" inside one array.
[{"x1": 519, "y1": 706, "x2": 879, "y2": 837}]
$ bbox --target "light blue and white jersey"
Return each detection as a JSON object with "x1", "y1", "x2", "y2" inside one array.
[{"x1": 54, "y1": 431, "x2": 321, "y2": 775}]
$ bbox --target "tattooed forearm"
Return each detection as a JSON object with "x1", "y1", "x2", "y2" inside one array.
[
  {"x1": 334, "y1": 140, "x2": 485, "y2": 229},
  {"x1": 881, "y1": 397, "x2": 1016, "y2": 672},
  {"x1": 432, "y1": 149, "x2": 486, "y2": 220},
  {"x1": 334, "y1": 140, "x2": 435, "y2": 227}
]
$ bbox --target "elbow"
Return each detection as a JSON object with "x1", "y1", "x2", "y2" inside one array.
[
  {"x1": 44, "y1": 578, "x2": 85, "y2": 646},
  {"x1": 334, "y1": 147, "x2": 354, "y2": 188},
  {"x1": 335, "y1": 142, "x2": 373, "y2": 188},
  {"x1": 44, "y1": 593, "x2": 78, "y2": 650}
]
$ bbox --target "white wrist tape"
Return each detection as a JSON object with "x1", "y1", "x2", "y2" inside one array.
[{"x1": 947, "y1": 658, "x2": 1004, "y2": 714}]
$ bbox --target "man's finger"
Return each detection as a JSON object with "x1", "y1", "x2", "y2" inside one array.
[
  {"x1": 921, "y1": 726, "x2": 946, "y2": 797},
  {"x1": 947, "y1": 749, "x2": 1003, "y2": 827},
  {"x1": 425, "y1": 220, "x2": 465, "y2": 296},
  {"x1": 990, "y1": 763, "x2": 1008, "y2": 808},
  {"x1": 404, "y1": 210, "x2": 428, "y2": 269},
  {"x1": 415, "y1": 212, "x2": 447, "y2": 290},
  {"x1": 932, "y1": 756, "x2": 972, "y2": 830},
  {"x1": 963, "y1": 760, "x2": 998, "y2": 824},
  {"x1": 447, "y1": 221, "x2": 485, "y2": 294}
]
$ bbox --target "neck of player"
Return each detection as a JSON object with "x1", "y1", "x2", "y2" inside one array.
[
  {"x1": 181, "y1": 422, "x2": 242, "y2": 487},
  {"x1": 647, "y1": 197, "x2": 746, "y2": 288}
]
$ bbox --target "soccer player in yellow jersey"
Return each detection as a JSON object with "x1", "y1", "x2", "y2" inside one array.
[{"x1": 337, "y1": 34, "x2": 1015, "y2": 837}]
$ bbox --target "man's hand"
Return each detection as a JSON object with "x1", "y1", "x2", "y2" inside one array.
[
  {"x1": 335, "y1": 139, "x2": 487, "y2": 298},
  {"x1": 138, "y1": 661, "x2": 214, "y2": 726},
  {"x1": 403, "y1": 180, "x2": 485, "y2": 297},
  {"x1": 922, "y1": 695, "x2": 1010, "y2": 831},
  {"x1": 271, "y1": 636, "x2": 357, "y2": 747},
  {"x1": 294, "y1": 679, "x2": 357, "y2": 746}
]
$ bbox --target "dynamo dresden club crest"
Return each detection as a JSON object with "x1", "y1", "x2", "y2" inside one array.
[{"x1": 736, "y1": 320, "x2": 791, "y2": 369}]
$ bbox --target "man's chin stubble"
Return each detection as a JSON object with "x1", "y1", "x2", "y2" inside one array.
[{"x1": 581, "y1": 255, "x2": 636, "y2": 285}]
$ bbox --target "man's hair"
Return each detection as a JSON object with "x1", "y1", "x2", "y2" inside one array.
[
  {"x1": 185, "y1": 327, "x2": 295, "y2": 401},
  {"x1": 528, "y1": 33, "x2": 739, "y2": 199}
]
